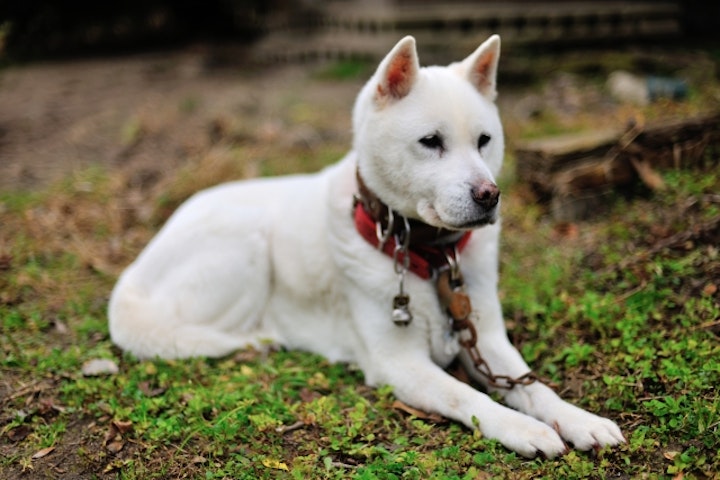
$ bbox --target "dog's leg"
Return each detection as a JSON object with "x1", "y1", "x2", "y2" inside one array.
[
  {"x1": 460, "y1": 326, "x2": 626, "y2": 452},
  {"x1": 458, "y1": 233, "x2": 625, "y2": 452},
  {"x1": 348, "y1": 295, "x2": 568, "y2": 459},
  {"x1": 367, "y1": 342, "x2": 569, "y2": 458}
]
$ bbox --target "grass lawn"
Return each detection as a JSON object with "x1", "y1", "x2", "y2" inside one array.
[{"x1": 1, "y1": 52, "x2": 719, "y2": 479}]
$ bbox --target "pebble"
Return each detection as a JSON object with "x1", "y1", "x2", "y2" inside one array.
[{"x1": 81, "y1": 358, "x2": 119, "y2": 376}]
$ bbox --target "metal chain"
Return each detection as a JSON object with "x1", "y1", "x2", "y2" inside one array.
[
  {"x1": 455, "y1": 319, "x2": 538, "y2": 389},
  {"x1": 436, "y1": 258, "x2": 538, "y2": 390}
]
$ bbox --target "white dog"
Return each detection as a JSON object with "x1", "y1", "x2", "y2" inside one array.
[{"x1": 109, "y1": 35, "x2": 624, "y2": 458}]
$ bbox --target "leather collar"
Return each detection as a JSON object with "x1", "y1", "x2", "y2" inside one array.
[{"x1": 353, "y1": 169, "x2": 472, "y2": 280}]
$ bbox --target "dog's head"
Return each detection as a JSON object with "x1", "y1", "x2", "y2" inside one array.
[{"x1": 352, "y1": 35, "x2": 504, "y2": 231}]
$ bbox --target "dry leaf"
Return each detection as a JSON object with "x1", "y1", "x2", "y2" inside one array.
[
  {"x1": 663, "y1": 450, "x2": 680, "y2": 460},
  {"x1": 392, "y1": 400, "x2": 446, "y2": 423},
  {"x1": 106, "y1": 440, "x2": 124, "y2": 454},
  {"x1": 112, "y1": 420, "x2": 133, "y2": 435},
  {"x1": 104, "y1": 419, "x2": 133, "y2": 453},
  {"x1": 32, "y1": 446, "x2": 56, "y2": 459}
]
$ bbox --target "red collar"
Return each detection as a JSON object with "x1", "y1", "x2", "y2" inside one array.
[{"x1": 353, "y1": 200, "x2": 472, "y2": 280}]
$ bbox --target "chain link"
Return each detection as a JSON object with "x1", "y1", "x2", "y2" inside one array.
[
  {"x1": 457, "y1": 321, "x2": 538, "y2": 389},
  {"x1": 437, "y1": 267, "x2": 538, "y2": 390}
]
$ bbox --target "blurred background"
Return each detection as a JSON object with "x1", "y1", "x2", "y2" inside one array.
[
  {"x1": 0, "y1": 0, "x2": 718, "y2": 213},
  {"x1": 1, "y1": 0, "x2": 719, "y2": 62}
]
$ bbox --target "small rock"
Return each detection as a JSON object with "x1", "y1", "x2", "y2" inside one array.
[
  {"x1": 607, "y1": 70, "x2": 649, "y2": 106},
  {"x1": 82, "y1": 358, "x2": 119, "y2": 377}
]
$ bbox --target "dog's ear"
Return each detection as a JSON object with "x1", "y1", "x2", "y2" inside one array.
[
  {"x1": 373, "y1": 36, "x2": 420, "y2": 105},
  {"x1": 458, "y1": 35, "x2": 501, "y2": 100}
]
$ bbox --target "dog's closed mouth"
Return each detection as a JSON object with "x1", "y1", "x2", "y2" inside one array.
[
  {"x1": 456, "y1": 212, "x2": 499, "y2": 229},
  {"x1": 436, "y1": 210, "x2": 498, "y2": 230}
]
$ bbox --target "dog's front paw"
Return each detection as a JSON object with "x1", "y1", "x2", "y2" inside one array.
[
  {"x1": 507, "y1": 384, "x2": 625, "y2": 452},
  {"x1": 484, "y1": 409, "x2": 568, "y2": 459},
  {"x1": 554, "y1": 409, "x2": 626, "y2": 451}
]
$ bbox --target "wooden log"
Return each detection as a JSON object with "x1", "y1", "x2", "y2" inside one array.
[
  {"x1": 515, "y1": 129, "x2": 621, "y2": 178},
  {"x1": 514, "y1": 111, "x2": 720, "y2": 221}
]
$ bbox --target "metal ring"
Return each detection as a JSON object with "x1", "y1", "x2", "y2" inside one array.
[
  {"x1": 375, "y1": 209, "x2": 394, "y2": 249},
  {"x1": 443, "y1": 246, "x2": 461, "y2": 281},
  {"x1": 399, "y1": 214, "x2": 411, "y2": 250}
]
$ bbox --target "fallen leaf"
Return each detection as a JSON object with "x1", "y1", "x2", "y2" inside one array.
[
  {"x1": 663, "y1": 450, "x2": 680, "y2": 461},
  {"x1": 702, "y1": 283, "x2": 717, "y2": 296},
  {"x1": 104, "y1": 419, "x2": 133, "y2": 452},
  {"x1": 106, "y1": 440, "x2": 124, "y2": 454},
  {"x1": 392, "y1": 400, "x2": 446, "y2": 423},
  {"x1": 262, "y1": 458, "x2": 289, "y2": 471},
  {"x1": 112, "y1": 420, "x2": 133, "y2": 435},
  {"x1": 32, "y1": 446, "x2": 55, "y2": 459}
]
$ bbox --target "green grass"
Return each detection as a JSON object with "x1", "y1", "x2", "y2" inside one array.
[{"x1": 2, "y1": 158, "x2": 718, "y2": 478}]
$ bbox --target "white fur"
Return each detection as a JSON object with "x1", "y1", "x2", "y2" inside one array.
[{"x1": 109, "y1": 35, "x2": 624, "y2": 458}]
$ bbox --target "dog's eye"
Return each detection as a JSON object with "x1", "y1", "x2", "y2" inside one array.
[
  {"x1": 419, "y1": 134, "x2": 444, "y2": 150},
  {"x1": 477, "y1": 133, "x2": 491, "y2": 150}
]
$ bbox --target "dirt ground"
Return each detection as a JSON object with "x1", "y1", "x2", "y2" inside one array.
[
  {"x1": 4, "y1": 39, "x2": 713, "y2": 196},
  {"x1": 0, "y1": 40, "x2": 639, "y2": 196},
  {"x1": 0, "y1": 43, "x2": 363, "y2": 193}
]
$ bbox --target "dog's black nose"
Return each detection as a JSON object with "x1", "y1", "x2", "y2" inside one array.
[{"x1": 471, "y1": 181, "x2": 500, "y2": 209}]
